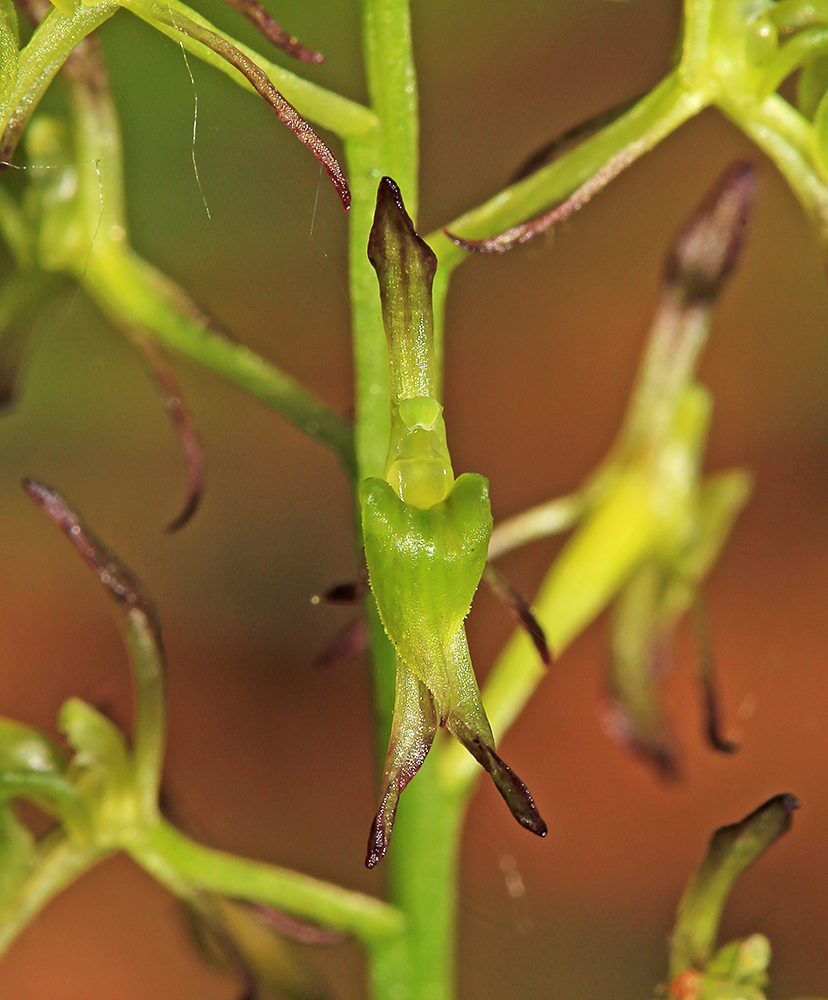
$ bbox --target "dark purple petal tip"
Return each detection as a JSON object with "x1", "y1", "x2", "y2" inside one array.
[
  {"x1": 22, "y1": 478, "x2": 162, "y2": 645},
  {"x1": 664, "y1": 161, "x2": 757, "y2": 305},
  {"x1": 484, "y1": 564, "x2": 551, "y2": 665}
]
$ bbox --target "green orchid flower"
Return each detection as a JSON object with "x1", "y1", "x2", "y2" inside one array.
[
  {"x1": 361, "y1": 177, "x2": 547, "y2": 868},
  {"x1": 485, "y1": 161, "x2": 756, "y2": 777}
]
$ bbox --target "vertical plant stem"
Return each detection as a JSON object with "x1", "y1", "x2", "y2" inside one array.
[
  {"x1": 349, "y1": 2, "x2": 464, "y2": 998},
  {"x1": 385, "y1": 756, "x2": 465, "y2": 1000}
]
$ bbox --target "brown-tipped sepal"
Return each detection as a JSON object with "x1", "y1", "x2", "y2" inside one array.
[
  {"x1": 663, "y1": 161, "x2": 757, "y2": 306},
  {"x1": 449, "y1": 716, "x2": 547, "y2": 837},
  {"x1": 366, "y1": 660, "x2": 437, "y2": 868},
  {"x1": 22, "y1": 478, "x2": 162, "y2": 645},
  {"x1": 483, "y1": 563, "x2": 551, "y2": 665}
]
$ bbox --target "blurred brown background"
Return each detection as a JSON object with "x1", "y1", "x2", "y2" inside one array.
[{"x1": 2, "y1": 0, "x2": 828, "y2": 996}]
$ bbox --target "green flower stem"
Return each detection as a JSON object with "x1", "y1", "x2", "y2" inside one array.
[
  {"x1": 680, "y1": 0, "x2": 715, "y2": 87},
  {"x1": 344, "y1": 132, "x2": 395, "y2": 483},
  {"x1": 0, "y1": 1, "x2": 118, "y2": 153},
  {"x1": 0, "y1": 772, "x2": 87, "y2": 827},
  {"x1": 488, "y1": 491, "x2": 585, "y2": 560},
  {"x1": 426, "y1": 73, "x2": 707, "y2": 273},
  {"x1": 0, "y1": 831, "x2": 110, "y2": 956},
  {"x1": 123, "y1": 0, "x2": 377, "y2": 138},
  {"x1": 345, "y1": 0, "x2": 419, "y2": 483},
  {"x1": 132, "y1": 818, "x2": 405, "y2": 946},
  {"x1": 346, "y1": 3, "x2": 466, "y2": 999},
  {"x1": 759, "y1": 27, "x2": 828, "y2": 98},
  {"x1": 360, "y1": 0, "x2": 419, "y2": 216},
  {"x1": 382, "y1": 753, "x2": 465, "y2": 1000},
  {"x1": 120, "y1": 610, "x2": 166, "y2": 824},
  {"x1": 771, "y1": 0, "x2": 828, "y2": 31},
  {"x1": 733, "y1": 99, "x2": 828, "y2": 245},
  {"x1": 81, "y1": 249, "x2": 356, "y2": 476}
]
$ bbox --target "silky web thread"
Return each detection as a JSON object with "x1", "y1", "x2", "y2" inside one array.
[{"x1": 169, "y1": 1, "x2": 212, "y2": 220}]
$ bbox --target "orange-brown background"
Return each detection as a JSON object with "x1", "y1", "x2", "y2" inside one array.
[{"x1": 2, "y1": 1, "x2": 828, "y2": 996}]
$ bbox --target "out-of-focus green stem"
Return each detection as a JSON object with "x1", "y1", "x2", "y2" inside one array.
[
  {"x1": 735, "y1": 100, "x2": 828, "y2": 246},
  {"x1": 759, "y1": 27, "x2": 828, "y2": 98},
  {"x1": 0, "y1": 831, "x2": 109, "y2": 957},
  {"x1": 0, "y1": 1, "x2": 118, "y2": 155},
  {"x1": 488, "y1": 491, "x2": 585, "y2": 559},
  {"x1": 120, "y1": 609, "x2": 166, "y2": 824},
  {"x1": 134, "y1": 819, "x2": 405, "y2": 946},
  {"x1": 82, "y1": 249, "x2": 356, "y2": 477}
]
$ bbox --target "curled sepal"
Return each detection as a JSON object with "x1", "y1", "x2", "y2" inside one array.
[
  {"x1": 184, "y1": 894, "x2": 336, "y2": 1000},
  {"x1": 445, "y1": 143, "x2": 643, "y2": 253},
  {"x1": 366, "y1": 660, "x2": 437, "y2": 868},
  {"x1": 0, "y1": 718, "x2": 87, "y2": 829},
  {"x1": 483, "y1": 562, "x2": 551, "y2": 666},
  {"x1": 0, "y1": 718, "x2": 68, "y2": 775},
  {"x1": 443, "y1": 629, "x2": 546, "y2": 837},
  {"x1": 669, "y1": 794, "x2": 799, "y2": 978},
  {"x1": 126, "y1": 331, "x2": 206, "y2": 533},
  {"x1": 797, "y1": 55, "x2": 828, "y2": 119},
  {"x1": 219, "y1": 0, "x2": 324, "y2": 64},
  {"x1": 122, "y1": 0, "x2": 349, "y2": 209},
  {"x1": 23, "y1": 479, "x2": 167, "y2": 821}
]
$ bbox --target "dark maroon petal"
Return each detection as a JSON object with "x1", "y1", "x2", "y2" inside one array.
[
  {"x1": 691, "y1": 602, "x2": 738, "y2": 754},
  {"x1": 601, "y1": 699, "x2": 679, "y2": 782},
  {"x1": 146, "y1": 8, "x2": 349, "y2": 210},
  {"x1": 663, "y1": 161, "x2": 757, "y2": 306},
  {"x1": 314, "y1": 617, "x2": 367, "y2": 669},
  {"x1": 250, "y1": 905, "x2": 346, "y2": 945},
  {"x1": 22, "y1": 479, "x2": 162, "y2": 646},
  {"x1": 449, "y1": 718, "x2": 547, "y2": 837},
  {"x1": 126, "y1": 332, "x2": 205, "y2": 533},
  {"x1": 445, "y1": 144, "x2": 641, "y2": 253},
  {"x1": 483, "y1": 563, "x2": 550, "y2": 665},
  {"x1": 219, "y1": 0, "x2": 324, "y2": 64},
  {"x1": 510, "y1": 93, "x2": 643, "y2": 183},
  {"x1": 323, "y1": 578, "x2": 367, "y2": 605}
]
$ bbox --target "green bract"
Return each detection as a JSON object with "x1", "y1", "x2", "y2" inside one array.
[{"x1": 361, "y1": 178, "x2": 546, "y2": 867}]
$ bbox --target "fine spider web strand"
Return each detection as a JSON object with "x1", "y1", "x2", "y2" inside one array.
[
  {"x1": 459, "y1": 821, "x2": 538, "y2": 936},
  {"x1": 170, "y1": 1, "x2": 213, "y2": 221},
  {"x1": 309, "y1": 162, "x2": 323, "y2": 238},
  {"x1": 0, "y1": 156, "x2": 106, "y2": 296},
  {"x1": 77, "y1": 156, "x2": 105, "y2": 283}
]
